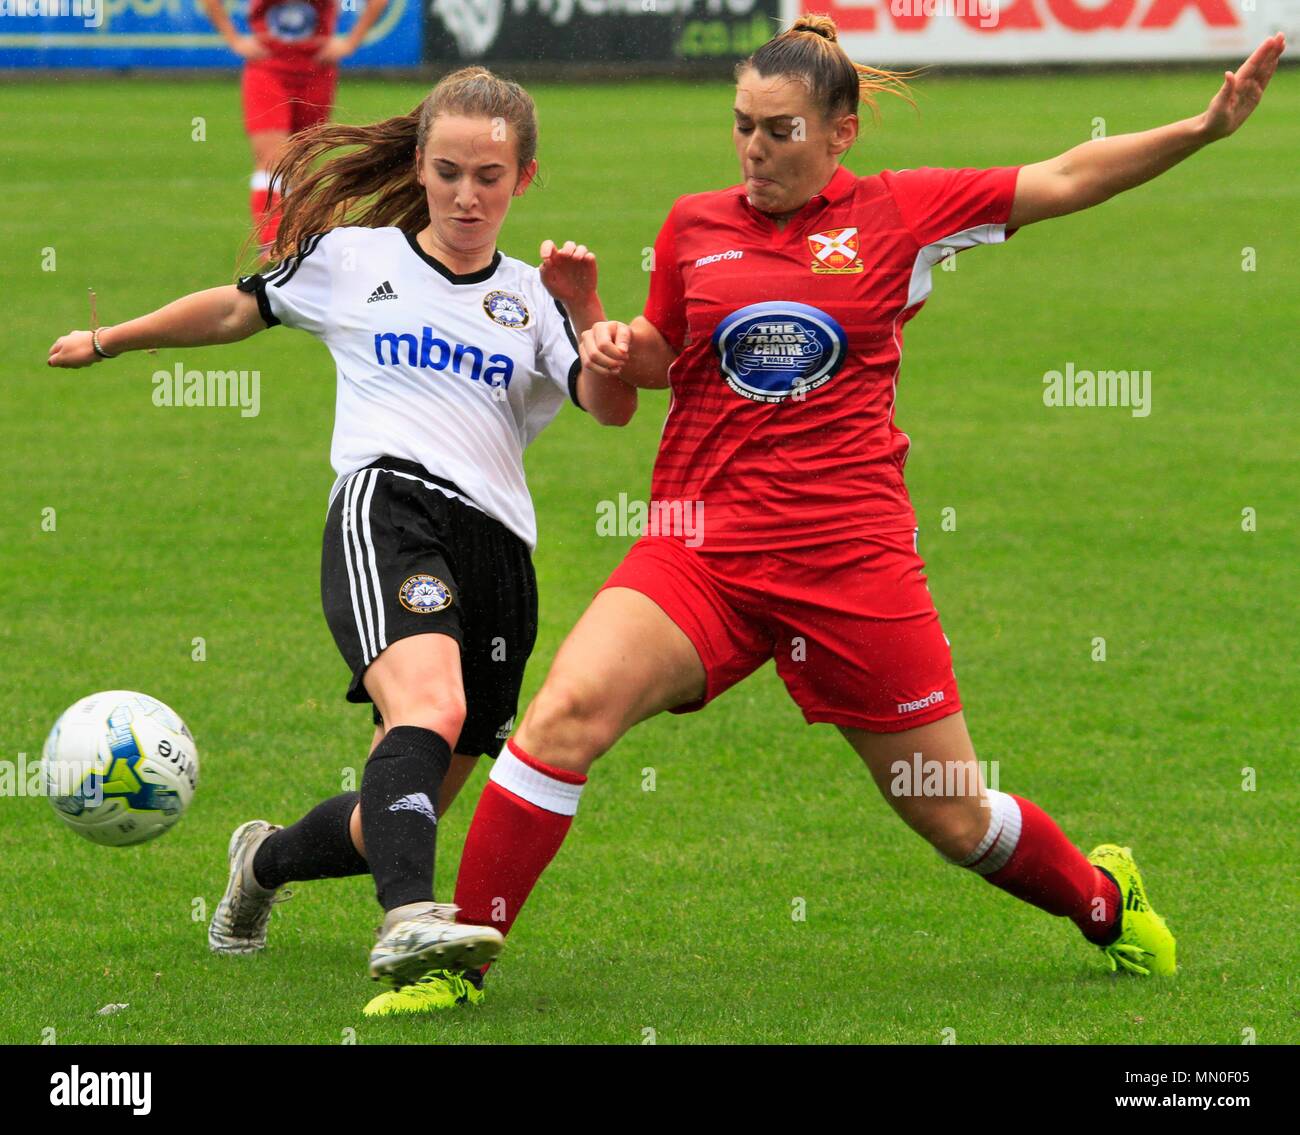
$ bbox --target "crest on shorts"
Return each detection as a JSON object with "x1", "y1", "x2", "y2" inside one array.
[
  {"x1": 483, "y1": 290, "x2": 531, "y2": 329},
  {"x1": 808, "y1": 227, "x2": 863, "y2": 275},
  {"x1": 398, "y1": 574, "x2": 453, "y2": 614}
]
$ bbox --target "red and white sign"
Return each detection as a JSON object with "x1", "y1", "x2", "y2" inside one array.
[{"x1": 786, "y1": 0, "x2": 1295, "y2": 62}]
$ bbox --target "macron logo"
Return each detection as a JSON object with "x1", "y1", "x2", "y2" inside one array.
[
  {"x1": 367, "y1": 281, "x2": 397, "y2": 303},
  {"x1": 897, "y1": 690, "x2": 945, "y2": 715},
  {"x1": 388, "y1": 792, "x2": 437, "y2": 824},
  {"x1": 695, "y1": 249, "x2": 744, "y2": 268}
]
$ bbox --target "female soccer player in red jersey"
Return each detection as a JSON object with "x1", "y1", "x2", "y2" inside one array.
[
  {"x1": 445, "y1": 18, "x2": 1286, "y2": 1000},
  {"x1": 200, "y1": 0, "x2": 390, "y2": 256}
]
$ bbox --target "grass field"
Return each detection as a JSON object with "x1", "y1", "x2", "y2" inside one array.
[{"x1": 1, "y1": 71, "x2": 1297, "y2": 1045}]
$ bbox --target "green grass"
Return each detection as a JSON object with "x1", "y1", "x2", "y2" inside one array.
[{"x1": 1, "y1": 72, "x2": 1297, "y2": 1044}]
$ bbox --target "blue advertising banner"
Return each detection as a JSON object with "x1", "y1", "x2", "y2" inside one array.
[{"x1": 0, "y1": 0, "x2": 422, "y2": 70}]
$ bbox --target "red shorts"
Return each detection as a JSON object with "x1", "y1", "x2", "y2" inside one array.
[
  {"x1": 601, "y1": 530, "x2": 961, "y2": 733},
  {"x1": 242, "y1": 60, "x2": 337, "y2": 136}
]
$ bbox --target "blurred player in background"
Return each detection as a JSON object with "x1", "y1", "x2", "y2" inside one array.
[
  {"x1": 48, "y1": 68, "x2": 635, "y2": 1017},
  {"x1": 200, "y1": 0, "x2": 390, "y2": 256},
  {"x1": 442, "y1": 18, "x2": 1286, "y2": 1008}
]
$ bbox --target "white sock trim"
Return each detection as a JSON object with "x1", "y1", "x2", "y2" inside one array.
[
  {"x1": 489, "y1": 744, "x2": 584, "y2": 817},
  {"x1": 971, "y1": 790, "x2": 1022, "y2": 875},
  {"x1": 951, "y1": 798, "x2": 1003, "y2": 869},
  {"x1": 943, "y1": 790, "x2": 1022, "y2": 875}
]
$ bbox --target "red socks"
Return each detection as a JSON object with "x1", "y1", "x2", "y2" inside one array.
[
  {"x1": 250, "y1": 170, "x2": 282, "y2": 254},
  {"x1": 454, "y1": 739, "x2": 586, "y2": 941},
  {"x1": 954, "y1": 790, "x2": 1119, "y2": 943},
  {"x1": 453, "y1": 753, "x2": 1119, "y2": 960}
]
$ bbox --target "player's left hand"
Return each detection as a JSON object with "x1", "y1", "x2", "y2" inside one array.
[
  {"x1": 47, "y1": 330, "x2": 100, "y2": 369},
  {"x1": 314, "y1": 36, "x2": 356, "y2": 65},
  {"x1": 539, "y1": 240, "x2": 597, "y2": 309},
  {"x1": 1202, "y1": 33, "x2": 1285, "y2": 141}
]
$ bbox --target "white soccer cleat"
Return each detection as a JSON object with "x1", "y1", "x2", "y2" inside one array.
[
  {"x1": 208, "y1": 820, "x2": 290, "y2": 954},
  {"x1": 368, "y1": 902, "x2": 504, "y2": 988}
]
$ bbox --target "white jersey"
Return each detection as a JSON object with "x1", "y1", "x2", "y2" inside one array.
[{"x1": 238, "y1": 226, "x2": 582, "y2": 549}]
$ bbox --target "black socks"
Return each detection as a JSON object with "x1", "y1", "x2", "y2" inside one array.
[
  {"x1": 359, "y1": 725, "x2": 452, "y2": 912},
  {"x1": 252, "y1": 792, "x2": 368, "y2": 890},
  {"x1": 248, "y1": 726, "x2": 452, "y2": 911}
]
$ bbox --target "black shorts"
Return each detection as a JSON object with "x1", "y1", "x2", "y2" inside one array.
[{"x1": 320, "y1": 458, "x2": 537, "y2": 757}]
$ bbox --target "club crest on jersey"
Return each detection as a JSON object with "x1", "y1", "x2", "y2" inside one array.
[
  {"x1": 265, "y1": 1, "x2": 320, "y2": 42},
  {"x1": 398, "y1": 574, "x2": 453, "y2": 614},
  {"x1": 483, "y1": 290, "x2": 531, "y2": 329},
  {"x1": 808, "y1": 227, "x2": 863, "y2": 275},
  {"x1": 712, "y1": 301, "x2": 846, "y2": 403}
]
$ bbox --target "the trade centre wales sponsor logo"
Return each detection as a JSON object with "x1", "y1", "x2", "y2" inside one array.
[{"x1": 712, "y1": 301, "x2": 847, "y2": 403}]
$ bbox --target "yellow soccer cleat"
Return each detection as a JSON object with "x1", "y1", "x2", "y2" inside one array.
[
  {"x1": 362, "y1": 968, "x2": 485, "y2": 1017},
  {"x1": 1087, "y1": 843, "x2": 1177, "y2": 976}
]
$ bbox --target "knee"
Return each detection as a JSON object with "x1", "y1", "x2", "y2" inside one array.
[
  {"x1": 913, "y1": 802, "x2": 992, "y2": 864},
  {"x1": 519, "y1": 676, "x2": 619, "y2": 770},
  {"x1": 380, "y1": 689, "x2": 467, "y2": 750},
  {"x1": 349, "y1": 802, "x2": 365, "y2": 857}
]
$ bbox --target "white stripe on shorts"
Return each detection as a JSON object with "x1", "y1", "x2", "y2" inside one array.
[
  {"x1": 358, "y1": 469, "x2": 387, "y2": 655},
  {"x1": 343, "y1": 471, "x2": 377, "y2": 663}
]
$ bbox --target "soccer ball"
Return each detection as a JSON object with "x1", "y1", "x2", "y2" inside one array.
[{"x1": 43, "y1": 690, "x2": 199, "y2": 846}]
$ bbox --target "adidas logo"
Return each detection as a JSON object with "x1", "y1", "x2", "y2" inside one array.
[
  {"x1": 388, "y1": 792, "x2": 437, "y2": 824},
  {"x1": 367, "y1": 281, "x2": 397, "y2": 303},
  {"x1": 1124, "y1": 888, "x2": 1146, "y2": 913}
]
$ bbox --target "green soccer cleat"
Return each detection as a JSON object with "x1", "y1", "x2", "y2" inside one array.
[
  {"x1": 362, "y1": 969, "x2": 485, "y2": 1017},
  {"x1": 1088, "y1": 843, "x2": 1177, "y2": 976}
]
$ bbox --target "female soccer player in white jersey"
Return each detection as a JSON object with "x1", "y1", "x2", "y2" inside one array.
[
  {"x1": 46, "y1": 68, "x2": 637, "y2": 1016},
  {"x1": 444, "y1": 21, "x2": 1286, "y2": 1000}
]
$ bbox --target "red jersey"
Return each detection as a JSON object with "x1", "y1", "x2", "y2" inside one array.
[
  {"x1": 249, "y1": 0, "x2": 337, "y2": 64},
  {"x1": 643, "y1": 163, "x2": 1020, "y2": 551}
]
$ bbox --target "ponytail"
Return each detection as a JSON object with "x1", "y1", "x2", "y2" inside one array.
[{"x1": 740, "y1": 13, "x2": 917, "y2": 122}]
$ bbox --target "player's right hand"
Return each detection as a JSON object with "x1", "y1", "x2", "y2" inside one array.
[
  {"x1": 234, "y1": 35, "x2": 271, "y2": 61},
  {"x1": 47, "y1": 330, "x2": 99, "y2": 369},
  {"x1": 580, "y1": 321, "x2": 632, "y2": 380}
]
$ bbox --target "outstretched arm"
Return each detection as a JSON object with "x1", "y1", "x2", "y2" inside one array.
[
  {"x1": 47, "y1": 286, "x2": 267, "y2": 369},
  {"x1": 1009, "y1": 34, "x2": 1285, "y2": 228}
]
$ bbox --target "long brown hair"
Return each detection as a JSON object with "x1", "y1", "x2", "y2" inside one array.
[
  {"x1": 248, "y1": 67, "x2": 539, "y2": 266},
  {"x1": 738, "y1": 14, "x2": 916, "y2": 122}
]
